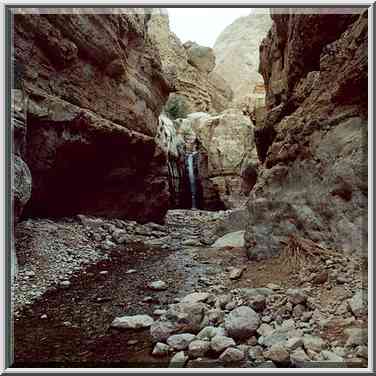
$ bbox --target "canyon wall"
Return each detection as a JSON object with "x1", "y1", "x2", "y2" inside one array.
[
  {"x1": 148, "y1": 11, "x2": 233, "y2": 114},
  {"x1": 176, "y1": 110, "x2": 258, "y2": 209},
  {"x1": 13, "y1": 9, "x2": 172, "y2": 223},
  {"x1": 213, "y1": 9, "x2": 272, "y2": 112},
  {"x1": 245, "y1": 9, "x2": 368, "y2": 259}
]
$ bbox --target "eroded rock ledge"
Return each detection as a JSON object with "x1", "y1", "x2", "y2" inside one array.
[
  {"x1": 13, "y1": 9, "x2": 172, "y2": 223},
  {"x1": 246, "y1": 9, "x2": 368, "y2": 260}
]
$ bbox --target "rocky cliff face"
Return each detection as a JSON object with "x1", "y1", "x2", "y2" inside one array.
[
  {"x1": 213, "y1": 10, "x2": 272, "y2": 111},
  {"x1": 176, "y1": 110, "x2": 258, "y2": 209},
  {"x1": 12, "y1": 90, "x2": 32, "y2": 282},
  {"x1": 155, "y1": 114, "x2": 188, "y2": 208},
  {"x1": 245, "y1": 9, "x2": 368, "y2": 260},
  {"x1": 13, "y1": 9, "x2": 172, "y2": 223},
  {"x1": 148, "y1": 11, "x2": 233, "y2": 114}
]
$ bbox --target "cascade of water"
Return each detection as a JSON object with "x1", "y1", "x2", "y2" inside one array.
[{"x1": 187, "y1": 152, "x2": 197, "y2": 209}]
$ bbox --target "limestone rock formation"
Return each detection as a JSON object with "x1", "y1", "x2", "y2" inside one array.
[
  {"x1": 148, "y1": 11, "x2": 233, "y2": 114},
  {"x1": 176, "y1": 109, "x2": 258, "y2": 209},
  {"x1": 13, "y1": 9, "x2": 172, "y2": 223},
  {"x1": 184, "y1": 41, "x2": 216, "y2": 73},
  {"x1": 213, "y1": 9, "x2": 272, "y2": 110},
  {"x1": 245, "y1": 9, "x2": 368, "y2": 260}
]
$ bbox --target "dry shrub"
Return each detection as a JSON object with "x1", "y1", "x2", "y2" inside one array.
[{"x1": 280, "y1": 234, "x2": 338, "y2": 271}]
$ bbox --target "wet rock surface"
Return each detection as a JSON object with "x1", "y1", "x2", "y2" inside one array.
[{"x1": 13, "y1": 209, "x2": 367, "y2": 368}]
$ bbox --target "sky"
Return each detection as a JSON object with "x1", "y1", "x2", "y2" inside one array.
[{"x1": 168, "y1": 8, "x2": 255, "y2": 48}]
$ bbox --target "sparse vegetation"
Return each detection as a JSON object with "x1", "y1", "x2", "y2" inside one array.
[{"x1": 164, "y1": 94, "x2": 189, "y2": 120}]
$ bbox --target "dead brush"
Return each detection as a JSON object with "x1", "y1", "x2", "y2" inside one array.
[{"x1": 279, "y1": 234, "x2": 338, "y2": 272}]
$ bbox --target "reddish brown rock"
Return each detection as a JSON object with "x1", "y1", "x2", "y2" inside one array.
[{"x1": 13, "y1": 9, "x2": 172, "y2": 223}]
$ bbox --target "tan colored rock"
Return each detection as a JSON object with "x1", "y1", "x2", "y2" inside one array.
[
  {"x1": 176, "y1": 109, "x2": 258, "y2": 208},
  {"x1": 245, "y1": 10, "x2": 368, "y2": 260},
  {"x1": 213, "y1": 9, "x2": 272, "y2": 108},
  {"x1": 184, "y1": 41, "x2": 215, "y2": 73},
  {"x1": 148, "y1": 11, "x2": 233, "y2": 113}
]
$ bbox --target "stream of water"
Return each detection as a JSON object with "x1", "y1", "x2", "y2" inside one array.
[{"x1": 187, "y1": 152, "x2": 197, "y2": 209}]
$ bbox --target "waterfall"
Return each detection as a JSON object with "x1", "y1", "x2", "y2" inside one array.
[{"x1": 187, "y1": 152, "x2": 197, "y2": 209}]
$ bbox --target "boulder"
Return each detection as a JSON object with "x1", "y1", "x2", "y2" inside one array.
[
  {"x1": 225, "y1": 306, "x2": 260, "y2": 340},
  {"x1": 210, "y1": 335, "x2": 236, "y2": 353},
  {"x1": 219, "y1": 347, "x2": 244, "y2": 363},
  {"x1": 303, "y1": 335, "x2": 326, "y2": 352},
  {"x1": 196, "y1": 326, "x2": 226, "y2": 340},
  {"x1": 286, "y1": 289, "x2": 307, "y2": 305},
  {"x1": 212, "y1": 231, "x2": 245, "y2": 248},
  {"x1": 150, "y1": 302, "x2": 208, "y2": 341},
  {"x1": 188, "y1": 340, "x2": 210, "y2": 358},
  {"x1": 184, "y1": 41, "x2": 215, "y2": 73},
  {"x1": 111, "y1": 314, "x2": 154, "y2": 329},
  {"x1": 169, "y1": 351, "x2": 188, "y2": 367},
  {"x1": 264, "y1": 344, "x2": 290, "y2": 364},
  {"x1": 348, "y1": 290, "x2": 366, "y2": 318},
  {"x1": 181, "y1": 292, "x2": 210, "y2": 304},
  {"x1": 290, "y1": 348, "x2": 310, "y2": 367},
  {"x1": 152, "y1": 342, "x2": 170, "y2": 357},
  {"x1": 148, "y1": 280, "x2": 168, "y2": 291},
  {"x1": 167, "y1": 333, "x2": 195, "y2": 351},
  {"x1": 150, "y1": 320, "x2": 179, "y2": 343}
]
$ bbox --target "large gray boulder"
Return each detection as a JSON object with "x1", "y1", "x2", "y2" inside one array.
[{"x1": 224, "y1": 306, "x2": 260, "y2": 340}]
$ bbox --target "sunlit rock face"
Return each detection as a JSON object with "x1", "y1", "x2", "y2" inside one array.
[
  {"x1": 13, "y1": 9, "x2": 172, "y2": 223},
  {"x1": 213, "y1": 9, "x2": 272, "y2": 111},
  {"x1": 245, "y1": 9, "x2": 368, "y2": 260},
  {"x1": 148, "y1": 11, "x2": 233, "y2": 114},
  {"x1": 175, "y1": 110, "x2": 258, "y2": 209}
]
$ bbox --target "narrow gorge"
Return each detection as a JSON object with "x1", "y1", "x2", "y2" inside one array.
[{"x1": 10, "y1": 7, "x2": 368, "y2": 369}]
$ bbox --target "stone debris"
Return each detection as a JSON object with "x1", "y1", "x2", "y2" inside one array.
[
  {"x1": 169, "y1": 351, "x2": 189, "y2": 368},
  {"x1": 111, "y1": 314, "x2": 154, "y2": 329},
  {"x1": 148, "y1": 280, "x2": 168, "y2": 291},
  {"x1": 210, "y1": 335, "x2": 236, "y2": 353},
  {"x1": 166, "y1": 333, "x2": 196, "y2": 350}
]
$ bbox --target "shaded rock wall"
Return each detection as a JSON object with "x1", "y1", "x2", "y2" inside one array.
[
  {"x1": 13, "y1": 9, "x2": 172, "y2": 223},
  {"x1": 245, "y1": 9, "x2": 368, "y2": 260},
  {"x1": 11, "y1": 90, "x2": 32, "y2": 282}
]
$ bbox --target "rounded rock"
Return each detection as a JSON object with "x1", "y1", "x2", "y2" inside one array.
[{"x1": 225, "y1": 306, "x2": 260, "y2": 340}]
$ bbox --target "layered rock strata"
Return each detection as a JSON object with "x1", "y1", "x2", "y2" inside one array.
[
  {"x1": 13, "y1": 9, "x2": 172, "y2": 223},
  {"x1": 245, "y1": 9, "x2": 368, "y2": 259},
  {"x1": 148, "y1": 11, "x2": 233, "y2": 114}
]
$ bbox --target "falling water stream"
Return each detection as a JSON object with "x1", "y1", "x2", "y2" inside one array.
[{"x1": 187, "y1": 152, "x2": 197, "y2": 209}]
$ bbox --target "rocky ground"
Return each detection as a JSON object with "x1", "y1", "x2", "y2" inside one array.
[{"x1": 13, "y1": 209, "x2": 367, "y2": 368}]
